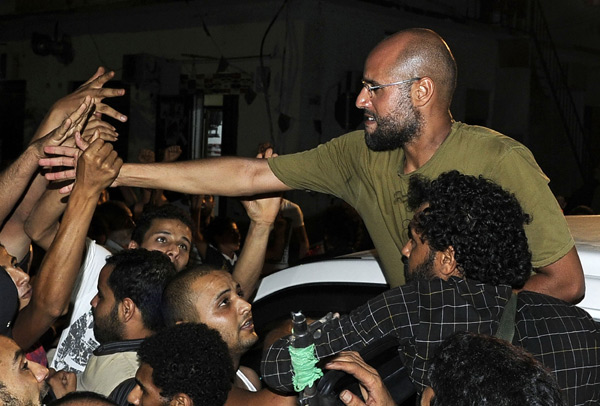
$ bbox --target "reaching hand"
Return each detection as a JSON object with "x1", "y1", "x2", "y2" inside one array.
[
  {"x1": 31, "y1": 96, "x2": 93, "y2": 159},
  {"x1": 138, "y1": 148, "x2": 156, "y2": 164},
  {"x1": 163, "y1": 145, "x2": 182, "y2": 162},
  {"x1": 240, "y1": 147, "x2": 282, "y2": 225},
  {"x1": 325, "y1": 352, "x2": 396, "y2": 406},
  {"x1": 78, "y1": 114, "x2": 119, "y2": 145},
  {"x1": 52, "y1": 66, "x2": 127, "y2": 123},
  {"x1": 74, "y1": 138, "x2": 123, "y2": 195}
]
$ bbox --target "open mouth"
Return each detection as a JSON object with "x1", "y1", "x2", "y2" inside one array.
[
  {"x1": 21, "y1": 286, "x2": 32, "y2": 300},
  {"x1": 240, "y1": 317, "x2": 254, "y2": 331}
]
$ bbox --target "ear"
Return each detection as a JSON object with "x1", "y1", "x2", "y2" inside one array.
[
  {"x1": 128, "y1": 240, "x2": 139, "y2": 249},
  {"x1": 412, "y1": 77, "x2": 434, "y2": 107},
  {"x1": 120, "y1": 297, "x2": 137, "y2": 323},
  {"x1": 436, "y1": 246, "x2": 461, "y2": 280},
  {"x1": 170, "y1": 393, "x2": 193, "y2": 406}
]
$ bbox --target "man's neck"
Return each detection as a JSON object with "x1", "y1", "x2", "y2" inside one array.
[{"x1": 402, "y1": 119, "x2": 453, "y2": 174}]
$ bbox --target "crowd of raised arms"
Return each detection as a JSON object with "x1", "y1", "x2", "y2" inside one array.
[{"x1": 0, "y1": 27, "x2": 597, "y2": 406}]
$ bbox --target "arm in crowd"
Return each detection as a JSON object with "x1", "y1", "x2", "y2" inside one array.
[
  {"x1": 12, "y1": 137, "x2": 122, "y2": 350},
  {"x1": 236, "y1": 193, "x2": 281, "y2": 300},
  {"x1": 25, "y1": 115, "x2": 120, "y2": 250},
  {"x1": 524, "y1": 247, "x2": 584, "y2": 303},
  {"x1": 233, "y1": 147, "x2": 283, "y2": 300},
  {"x1": 45, "y1": 151, "x2": 291, "y2": 196},
  {"x1": 0, "y1": 66, "x2": 124, "y2": 260}
]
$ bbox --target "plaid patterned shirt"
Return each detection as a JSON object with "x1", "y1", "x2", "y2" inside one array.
[{"x1": 261, "y1": 277, "x2": 600, "y2": 405}]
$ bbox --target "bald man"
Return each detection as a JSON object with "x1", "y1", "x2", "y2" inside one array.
[{"x1": 50, "y1": 28, "x2": 583, "y2": 303}]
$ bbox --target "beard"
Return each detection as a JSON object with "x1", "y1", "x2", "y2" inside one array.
[
  {"x1": 93, "y1": 303, "x2": 124, "y2": 344},
  {"x1": 364, "y1": 94, "x2": 423, "y2": 151},
  {"x1": 404, "y1": 249, "x2": 437, "y2": 284}
]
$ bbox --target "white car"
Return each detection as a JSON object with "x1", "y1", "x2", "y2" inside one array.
[{"x1": 254, "y1": 215, "x2": 600, "y2": 322}]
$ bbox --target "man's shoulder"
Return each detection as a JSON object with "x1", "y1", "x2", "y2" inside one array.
[{"x1": 451, "y1": 122, "x2": 528, "y2": 152}]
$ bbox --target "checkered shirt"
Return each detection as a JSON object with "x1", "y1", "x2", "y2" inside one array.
[{"x1": 261, "y1": 277, "x2": 600, "y2": 405}]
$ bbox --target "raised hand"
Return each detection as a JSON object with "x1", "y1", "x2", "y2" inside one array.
[
  {"x1": 74, "y1": 138, "x2": 122, "y2": 196},
  {"x1": 240, "y1": 147, "x2": 282, "y2": 226},
  {"x1": 162, "y1": 145, "x2": 182, "y2": 162},
  {"x1": 31, "y1": 96, "x2": 93, "y2": 160},
  {"x1": 138, "y1": 148, "x2": 156, "y2": 164},
  {"x1": 51, "y1": 66, "x2": 127, "y2": 123}
]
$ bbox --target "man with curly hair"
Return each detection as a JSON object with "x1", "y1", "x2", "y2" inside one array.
[
  {"x1": 262, "y1": 171, "x2": 600, "y2": 406},
  {"x1": 127, "y1": 323, "x2": 234, "y2": 406},
  {"x1": 422, "y1": 331, "x2": 565, "y2": 406}
]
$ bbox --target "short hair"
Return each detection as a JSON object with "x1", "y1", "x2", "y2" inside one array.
[
  {"x1": 427, "y1": 331, "x2": 565, "y2": 406},
  {"x1": 389, "y1": 28, "x2": 457, "y2": 107},
  {"x1": 131, "y1": 204, "x2": 193, "y2": 245},
  {"x1": 161, "y1": 265, "x2": 220, "y2": 326},
  {"x1": 407, "y1": 170, "x2": 532, "y2": 288},
  {"x1": 49, "y1": 391, "x2": 118, "y2": 406},
  {"x1": 138, "y1": 323, "x2": 234, "y2": 406},
  {"x1": 106, "y1": 249, "x2": 177, "y2": 332}
]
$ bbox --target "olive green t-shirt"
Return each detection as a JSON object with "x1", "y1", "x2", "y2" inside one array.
[{"x1": 268, "y1": 122, "x2": 574, "y2": 287}]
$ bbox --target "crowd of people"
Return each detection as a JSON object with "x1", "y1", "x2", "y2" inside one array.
[{"x1": 0, "y1": 27, "x2": 598, "y2": 406}]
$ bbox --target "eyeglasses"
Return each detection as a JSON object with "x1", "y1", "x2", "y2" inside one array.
[{"x1": 361, "y1": 77, "x2": 421, "y2": 98}]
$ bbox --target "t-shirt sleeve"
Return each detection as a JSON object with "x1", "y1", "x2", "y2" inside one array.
[
  {"x1": 268, "y1": 131, "x2": 365, "y2": 202},
  {"x1": 488, "y1": 146, "x2": 574, "y2": 268}
]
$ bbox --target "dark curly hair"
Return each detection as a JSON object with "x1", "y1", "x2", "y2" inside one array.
[
  {"x1": 407, "y1": 171, "x2": 532, "y2": 288},
  {"x1": 106, "y1": 249, "x2": 177, "y2": 332},
  {"x1": 138, "y1": 322, "x2": 234, "y2": 406},
  {"x1": 131, "y1": 204, "x2": 193, "y2": 245},
  {"x1": 427, "y1": 331, "x2": 565, "y2": 406}
]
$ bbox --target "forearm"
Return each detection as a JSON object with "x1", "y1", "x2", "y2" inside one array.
[
  {"x1": 0, "y1": 145, "x2": 41, "y2": 224},
  {"x1": 0, "y1": 173, "x2": 48, "y2": 261},
  {"x1": 233, "y1": 221, "x2": 273, "y2": 300},
  {"x1": 13, "y1": 185, "x2": 98, "y2": 349},
  {"x1": 24, "y1": 186, "x2": 68, "y2": 251},
  {"x1": 522, "y1": 246, "x2": 585, "y2": 303},
  {"x1": 116, "y1": 158, "x2": 289, "y2": 196}
]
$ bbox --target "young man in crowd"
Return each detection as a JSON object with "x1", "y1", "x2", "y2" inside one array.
[
  {"x1": 0, "y1": 335, "x2": 49, "y2": 406},
  {"x1": 162, "y1": 266, "x2": 296, "y2": 406},
  {"x1": 127, "y1": 323, "x2": 234, "y2": 406},
  {"x1": 48, "y1": 249, "x2": 177, "y2": 405}
]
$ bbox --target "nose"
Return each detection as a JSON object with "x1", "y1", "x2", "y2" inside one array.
[
  {"x1": 166, "y1": 243, "x2": 180, "y2": 261},
  {"x1": 14, "y1": 268, "x2": 30, "y2": 286},
  {"x1": 355, "y1": 86, "x2": 371, "y2": 109},
  {"x1": 29, "y1": 360, "x2": 49, "y2": 382},
  {"x1": 401, "y1": 240, "x2": 411, "y2": 257},
  {"x1": 127, "y1": 384, "x2": 142, "y2": 405},
  {"x1": 238, "y1": 297, "x2": 252, "y2": 315},
  {"x1": 90, "y1": 294, "x2": 99, "y2": 308}
]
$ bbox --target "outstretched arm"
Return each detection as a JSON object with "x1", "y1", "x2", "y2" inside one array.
[
  {"x1": 117, "y1": 155, "x2": 290, "y2": 196},
  {"x1": 12, "y1": 138, "x2": 122, "y2": 350},
  {"x1": 44, "y1": 155, "x2": 291, "y2": 196}
]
